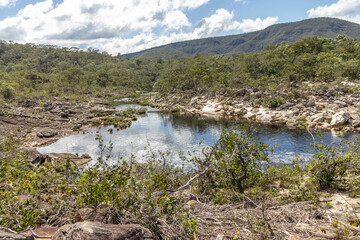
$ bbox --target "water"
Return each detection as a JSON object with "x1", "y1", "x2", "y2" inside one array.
[{"x1": 37, "y1": 104, "x2": 357, "y2": 165}]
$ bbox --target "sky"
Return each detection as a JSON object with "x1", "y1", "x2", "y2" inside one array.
[{"x1": 0, "y1": 0, "x2": 359, "y2": 55}]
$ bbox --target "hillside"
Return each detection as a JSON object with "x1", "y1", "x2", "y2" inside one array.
[{"x1": 124, "y1": 17, "x2": 360, "y2": 59}]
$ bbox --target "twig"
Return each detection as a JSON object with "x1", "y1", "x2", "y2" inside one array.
[
  {"x1": 30, "y1": 228, "x2": 52, "y2": 239},
  {"x1": 338, "y1": 194, "x2": 360, "y2": 222},
  {"x1": 176, "y1": 166, "x2": 212, "y2": 191},
  {"x1": 46, "y1": 205, "x2": 63, "y2": 225},
  {"x1": 0, "y1": 227, "x2": 18, "y2": 234},
  {"x1": 242, "y1": 194, "x2": 259, "y2": 208},
  {"x1": 306, "y1": 125, "x2": 316, "y2": 153}
]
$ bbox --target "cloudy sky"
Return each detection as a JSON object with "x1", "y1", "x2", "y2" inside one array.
[{"x1": 0, "y1": 0, "x2": 358, "y2": 55}]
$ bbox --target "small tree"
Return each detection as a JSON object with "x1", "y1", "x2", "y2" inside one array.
[
  {"x1": 1, "y1": 86, "x2": 14, "y2": 100},
  {"x1": 194, "y1": 125, "x2": 271, "y2": 194},
  {"x1": 308, "y1": 144, "x2": 351, "y2": 190}
]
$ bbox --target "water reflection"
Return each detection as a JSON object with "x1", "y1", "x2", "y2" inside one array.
[{"x1": 38, "y1": 104, "x2": 357, "y2": 165}]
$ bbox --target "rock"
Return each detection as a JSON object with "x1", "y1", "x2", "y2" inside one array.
[
  {"x1": 216, "y1": 234, "x2": 225, "y2": 240},
  {"x1": 352, "y1": 120, "x2": 360, "y2": 128},
  {"x1": 235, "y1": 89, "x2": 247, "y2": 97},
  {"x1": 75, "y1": 208, "x2": 96, "y2": 222},
  {"x1": 32, "y1": 226, "x2": 59, "y2": 239},
  {"x1": 288, "y1": 235, "x2": 303, "y2": 240},
  {"x1": 280, "y1": 102, "x2": 295, "y2": 109},
  {"x1": 32, "y1": 153, "x2": 51, "y2": 166},
  {"x1": 22, "y1": 99, "x2": 37, "y2": 108},
  {"x1": 334, "y1": 100, "x2": 347, "y2": 107},
  {"x1": 36, "y1": 129, "x2": 58, "y2": 138},
  {"x1": 75, "y1": 206, "x2": 110, "y2": 223},
  {"x1": 61, "y1": 113, "x2": 69, "y2": 118},
  {"x1": 0, "y1": 230, "x2": 27, "y2": 240},
  {"x1": 186, "y1": 200, "x2": 198, "y2": 206},
  {"x1": 252, "y1": 91, "x2": 263, "y2": 98},
  {"x1": 305, "y1": 101, "x2": 316, "y2": 108},
  {"x1": 43, "y1": 101, "x2": 54, "y2": 111},
  {"x1": 52, "y1": 221, "x2": 154, "y2": 240},
  {"x1": 330, "y1": 111, "x2": 351, "y2": 127}
]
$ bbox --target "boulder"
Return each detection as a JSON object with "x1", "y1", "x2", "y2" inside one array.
[
  {"x1": 0, "y1": 230, "x2": 27, "y2": 240},
  {"x1": 21, "y1": 99, "x2": 37, "y2": 108},
  {"x1": 43, "y1": 101, "x2": 54, "y2": 111},
  {"x1": 75, "y1": 206, "x2": 110, "y2": 223},
  {"x1": 52, "y1": 221, "x2": 154, "y2": 240},
  {"x1": 235, "y1": 89, "x2": 247, "y2": 97},
  {"x1": 304, "y1": 101, "x2": 316, "y2": 108},
  {"x1": 36, "y1": 129, "x2": 58, "y2": 138},
  {"x1": 330, "y1": 111, "x2": 351, "y2": 127}
]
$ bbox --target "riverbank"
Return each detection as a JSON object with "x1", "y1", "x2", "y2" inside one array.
[
  {"x1": 145, "y1": 87, "x2": 360, "y2": 133},
  {"x1": 2, "y1": 96, "x2": 360, "y2": 239},
  {"x1": 0, "y1": 97, "x2": 143, "y2": 161}
]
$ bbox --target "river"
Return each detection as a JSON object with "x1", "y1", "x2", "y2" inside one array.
[{"x1": 37, "y1": 103, "x2": 357, "y2": 165}]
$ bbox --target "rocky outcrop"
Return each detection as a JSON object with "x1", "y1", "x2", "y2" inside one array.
[
  {"x1": 0, "y1": 230, "x2": 28, "y2": 240},
  {"x1": 147, "y1": 88, "x2": 360, "y2": 132},
  {"x1": 330, "y1": 111, "x2": 351, "y2": 127},
  {"x1": 75, "y1": 207, "x2": 110, "y2": 223},
  {"x1": 52, "y1": 221, "x2": 154, "y2": 240},
  {"x1": 36, "y1": 128, "x2": 58, "y2": 138}
]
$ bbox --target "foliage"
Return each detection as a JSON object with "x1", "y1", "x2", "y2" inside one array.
[
  {"x1": 193, "y1": 125, "x2": 271, "y2": 195},
  {"x1": 308, "y1": 143, "x2": 351, "y2": 190},
  {"x1": 126, "y1": 18, "x2": 360, "y2": 59}
]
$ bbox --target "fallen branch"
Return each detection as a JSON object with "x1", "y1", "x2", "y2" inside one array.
[
  {"x1": 176, "y1": 166, "x2": 212, "y2": 192},
  {"x1": 0, "y1": 227, "x2": 18, "y2": 234},
  {"x1": 30, "y1": 228, "x2": 52, "y2": 239}
]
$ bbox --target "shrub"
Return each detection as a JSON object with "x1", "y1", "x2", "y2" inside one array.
[
  {"x1": 308, "y1": 144, "x2": 351, "y2": 190},
  {"x1": 263, "y1": 96, "x2": 284, "y2": 108},
  {"x1": 193, "y1": 125, "x2": 271, "y2": 194},
  {"x1": 1, "y1": 86, "x2": 14, "y2": 100}
]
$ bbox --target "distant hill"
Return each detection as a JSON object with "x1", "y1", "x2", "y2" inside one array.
[{"x1": 124, "y1": 18, "x2": 360, "y2": 59}]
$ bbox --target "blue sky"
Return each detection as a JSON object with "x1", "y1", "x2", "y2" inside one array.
[{"x1": 0, "y1": 0, "x2": 356, "y2": 54}]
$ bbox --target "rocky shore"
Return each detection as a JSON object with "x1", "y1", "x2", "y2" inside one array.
[
  {"x1": 147, "y1": 87, "x2": 360, "y2": 133},
  {"x1": 0, "y1": 97, "x2": 137, "y2": 161}
]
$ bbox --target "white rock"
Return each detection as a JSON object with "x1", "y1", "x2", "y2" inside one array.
[{"x1": 330, "y1": 111, "x2": 351, "y2": 127}]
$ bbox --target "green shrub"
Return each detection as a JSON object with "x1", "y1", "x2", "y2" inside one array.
[
  {"x1": 193, "y1": 125, "x2": 271, "y2": 194},
  {"x1": 263, "y1": 96, "x2": 284, "y2": 108},
  {"x1": 1, "y1": 86, "x2": 14, "y2": 100},
  {"x1": 308, "y1": 144, "x2": 351, "y2": 190}
]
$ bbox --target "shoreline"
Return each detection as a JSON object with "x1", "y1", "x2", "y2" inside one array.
[{"x1": 145, "y1": 88, "x2": 360, "y2": 133}]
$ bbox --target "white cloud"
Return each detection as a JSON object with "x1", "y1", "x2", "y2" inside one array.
[
  {"x1": 234, "y1": 16, "x2": 279, "y2": 32},
  {"x1": 307, "y1": 0, "x2": 360, "y2": 18},
  {"x1": 0, "y1": 0, "x2": 16, "y2": 7},
  {"x1": 307, "y1": 0, "x2": 360, "y2": 23},
  {"x1": 18, "y1": 0, "x2": 53, "y2": 18},
  {"x1": 163, "y1": 10, "x2": 190, "y2": 30},
  {"x1": 234, "y1": 0, "x2": 246, "y2": 4},
  {"x1": 0, "y1": 0, "x2": 278, "y2": 55}
]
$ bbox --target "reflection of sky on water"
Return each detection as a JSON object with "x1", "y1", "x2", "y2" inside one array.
[{"x1": 38, "y1": 104, "x2": 358, "y2": 165}]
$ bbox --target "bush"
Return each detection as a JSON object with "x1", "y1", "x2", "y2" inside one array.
[
  {"x1": 308, "y1": 144, "x2": 351, "y2": 190},
  {"x1": 193, "y1": 125, "x2": 271, "y2": 194},
  {"x1": 263, "y1": 96, "x2": 284, "y2": 108},
  {"x1": 1, "y1": 86, "x2": 14, "y2": 100}
]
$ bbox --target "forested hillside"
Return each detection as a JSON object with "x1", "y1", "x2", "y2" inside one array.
[
  {"x1": 1, "y1": 34, "x2": 360, "y2": 101},
  {"x1": 0, "y1": 42, "x2": 163, "y2": 99},
  {"x1": 154, "y1": 35, "x2": 360, "y2": 95},
  {"x1": 125, "y1": 17, "x2": 360, "y2": 59}
]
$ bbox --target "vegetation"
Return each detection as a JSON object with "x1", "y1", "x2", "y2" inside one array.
[
  {"x1": 2, "y1": 25, "x2": 360, "y2": 238},
  {"x1": 125, "y1": 17, "x2": 360, "y2": 59},
  {"x1": 154, "y1": 34, "x2": 360, "y2": 95},
  {"x1": 1, "y1": 125, "x2": 360, "y2": 238},
  {"x1": 1, "y1": 33, "x2": 360, "y2": 102}
]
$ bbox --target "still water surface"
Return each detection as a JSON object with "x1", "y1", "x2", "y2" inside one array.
[{"x1": 37, "y1": 104, "x2": 357, "y2": 165}]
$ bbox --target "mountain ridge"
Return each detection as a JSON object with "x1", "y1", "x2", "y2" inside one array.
[{"x1": 124, "y1": 17, "x2": 360, "y2": 59}]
